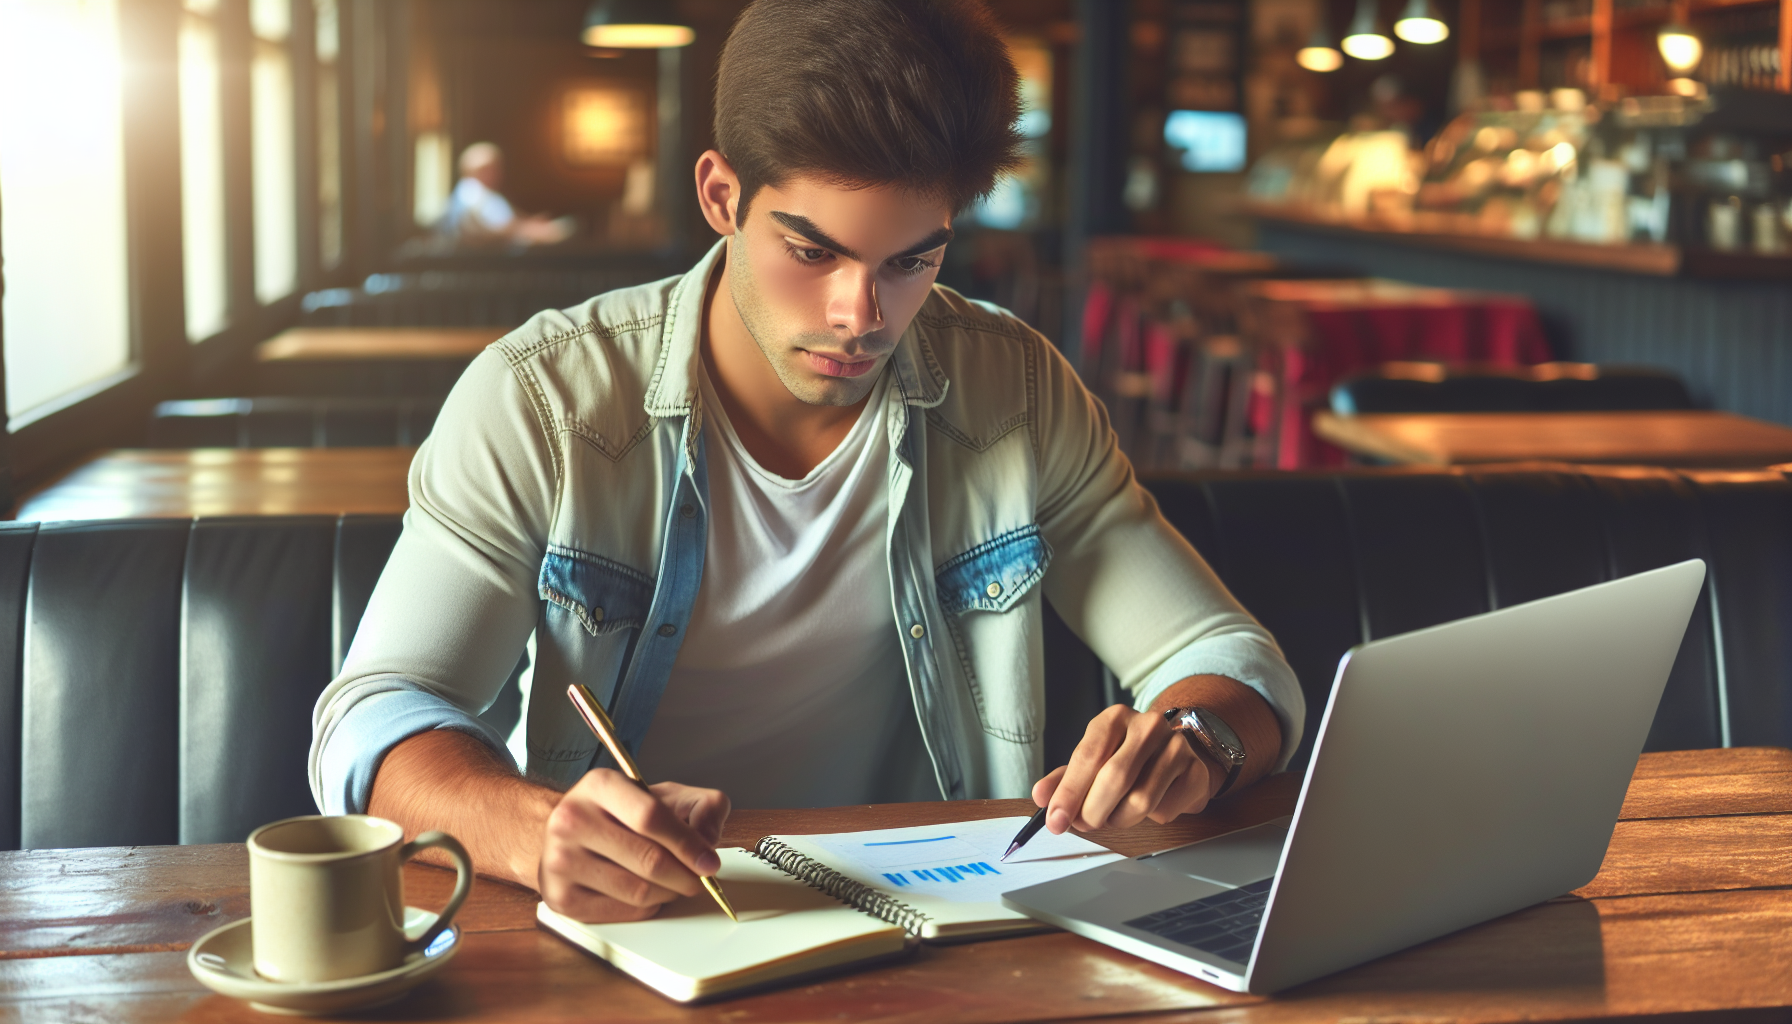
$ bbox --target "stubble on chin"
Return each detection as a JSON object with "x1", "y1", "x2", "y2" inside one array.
[{"x1": 727, "y1": 237, "x2": 886, "y2": 409}]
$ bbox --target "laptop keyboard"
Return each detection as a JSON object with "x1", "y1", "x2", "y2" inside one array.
[{"x1": 1123, "y1": 877, "x2": 1273, "y2": 965}]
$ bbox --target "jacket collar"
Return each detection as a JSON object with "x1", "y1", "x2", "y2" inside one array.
[{"x1": 643, "y1": 238, "x2": 949, "y2": 419}]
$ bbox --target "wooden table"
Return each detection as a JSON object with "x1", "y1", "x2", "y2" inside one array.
[
  {"x1": 255, "y1": 327, "x2": 508, "y2": 397},
  {"x1": 1314, "y1": 409, "x2": 1792, "y2": 467},
  {"x1": 11, "y1": 448, "x2": 414, "y2": 522},
  {"x1": 3, "y1": 747, "x2": 1787, "y2": 1022},
  {"x1": 254, "y1": 327, "x2": 509, "y2": 363}
]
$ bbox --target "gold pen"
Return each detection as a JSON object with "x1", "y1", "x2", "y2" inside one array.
[{"x1": 565, "y1": 684, "x2": 738, "y2": 922}]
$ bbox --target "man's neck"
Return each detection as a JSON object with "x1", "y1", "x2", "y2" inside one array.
[{"x1": 700, "y1": 250, "x2": 873, "y2": 480}]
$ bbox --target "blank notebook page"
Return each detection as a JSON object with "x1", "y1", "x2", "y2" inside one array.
[{"x1": 537, "y1": 847, "x2": 907, "y2": 1002}]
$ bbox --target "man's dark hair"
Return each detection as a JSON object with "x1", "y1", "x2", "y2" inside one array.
[{"x1": 714, "y1": 0, "x2": 1023, "y2": 222}]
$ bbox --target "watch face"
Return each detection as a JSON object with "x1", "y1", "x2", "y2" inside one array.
[{"x1": 1191, "y1": 708, "x2": 1246, "y2": 764}]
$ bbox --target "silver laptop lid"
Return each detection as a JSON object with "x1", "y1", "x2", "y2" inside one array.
[{"x1": 1245, "y1": 559, "x2": 1706, "y2": 993}]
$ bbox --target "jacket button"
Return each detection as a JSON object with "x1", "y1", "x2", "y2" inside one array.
[
  {"x1": 593, "y1": 607, "x2": 605, "y2": 622},
  {"x1": 680, "y1": 504, "x2": 696, "y2": 518},
  {"x1": 658, "y1": 623, "x2": 677, "y2": 637},
  {"x1": 986, "y1": 581, "x2": 1002, "y2": 598},
  {"x1": 909, "y1": 623, "x2": 925, "y2": 639}
]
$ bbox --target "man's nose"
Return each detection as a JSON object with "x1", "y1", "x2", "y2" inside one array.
[{"x1": 826, "y1": 266, "x2": 884, "y2": 339}]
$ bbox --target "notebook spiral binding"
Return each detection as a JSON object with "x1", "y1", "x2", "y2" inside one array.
[{"x1": 755, "y1": 837, "x2": 934, "y2": 937}]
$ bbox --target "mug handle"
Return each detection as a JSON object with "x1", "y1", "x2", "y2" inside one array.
[{"x1": 398, "y1": 830, "x2": 473, "y2": 956}]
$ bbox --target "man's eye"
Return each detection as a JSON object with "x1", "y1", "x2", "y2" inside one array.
[
  {"x1": 894, "y1": 256, "x2": 938, "y2": 275},
  {"x1": 787, "y1": 245, "x2": 830, "y2": 264}
]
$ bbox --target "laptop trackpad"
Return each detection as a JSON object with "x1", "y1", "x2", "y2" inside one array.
[{"x1": 1137, "y1": 819, "x2": 1289, "y2": 887}]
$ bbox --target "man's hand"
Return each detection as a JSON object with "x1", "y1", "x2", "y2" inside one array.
[
  {"x1": 1032, "y1": 705, "x2": 1218, "y2": 832},
  {"x1": 1031, "y1": 674, "x2": 1281, "y2": 835},
  {"x1": 368, "y1": 730, "x2": 731, "y2": 924},
  {"x1": 538, "y1": 770, "x2": 730, "y2": 923}
]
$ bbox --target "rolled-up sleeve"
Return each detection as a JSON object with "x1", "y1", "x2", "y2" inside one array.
[
  {"x1": 309, "y1": 342, "x2": 559, "y2": 814},
  {"x1": 1033, "y1": 330, "x2": 1305, "y2": 772}
]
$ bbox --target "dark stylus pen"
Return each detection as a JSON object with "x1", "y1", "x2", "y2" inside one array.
[{"x1": 1001, "y1": 807, "x2": 1048, "y2": 862}]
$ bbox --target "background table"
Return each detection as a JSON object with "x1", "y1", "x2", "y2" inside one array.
[
  {"x1": 11, "y1": 448, "x2": 414, "y2": 521},
  {"x1": 1313, "y1": 410, "x2": 1792, "y2": 467},
  {"x1": 2, "y1": 748, "x2": 1788, "y2": 1022},
  {"x1": 255, "y1": 327, "x2": 508, "y2": 397},
  {"x1": 255, "y1": 327, "x2": 508, "y2": 363},
  {"x1": 1242, "y1": 280, "x2": 1553, "y2": 468}
]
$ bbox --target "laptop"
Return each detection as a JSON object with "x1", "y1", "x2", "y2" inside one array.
[{"x1": 1002, "y1": 559, "x2": 1707, "y2": 994}]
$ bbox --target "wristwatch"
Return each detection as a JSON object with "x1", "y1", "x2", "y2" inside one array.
[{"x1": 1162, "y1": 706, "x2": 1247, "y2": 800}]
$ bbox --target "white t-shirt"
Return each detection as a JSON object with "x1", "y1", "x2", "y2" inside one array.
[{"x1": 633, "y1": 365, "x2": 939, "y2": 808}]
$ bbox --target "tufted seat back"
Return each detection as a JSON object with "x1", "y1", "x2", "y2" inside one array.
[
  {"x1": 1043, "y1": 463, "x2": 1792, "y2": 770},
  {"x1": 4, "y1": 463, "x2": 1789, "y2": 850},
  {"x1": 3, "y1": 516, "x2": 404, "y2": 851}
]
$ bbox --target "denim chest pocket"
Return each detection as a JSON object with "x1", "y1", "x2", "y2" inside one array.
[
  {"x1": 935, "y1": 525, "x2": 1053, "y2": 615},
  {"x1": 935, "y1": 525, "x2": 1053, "y2": 745},
  {"x1": 539, "y1": 545, "x2": 655, "y2": 637}
]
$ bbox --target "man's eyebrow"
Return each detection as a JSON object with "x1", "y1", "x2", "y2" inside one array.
[
  {"x1": 768, "y1": 212, "x2": 954, "y2": 264},
  {"x1": 769, "y1": 212, "x2": 860, "y2": 261},
  {"x1": 890, "y1": 226, "x2": 954, "y2": 261}
]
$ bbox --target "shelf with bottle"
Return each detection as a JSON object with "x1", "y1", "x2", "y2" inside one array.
[{"x1": 1242, "y1": 88, "x2": 1792, "y2": 276}]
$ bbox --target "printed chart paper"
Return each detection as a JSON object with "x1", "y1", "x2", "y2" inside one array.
[{"x1": 800, "y1": 816, "x2": 1123, "y2": 904}]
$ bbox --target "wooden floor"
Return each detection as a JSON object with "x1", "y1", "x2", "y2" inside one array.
[{"x1": 11, "y1": 448, "x2": 415, "y2": 521}]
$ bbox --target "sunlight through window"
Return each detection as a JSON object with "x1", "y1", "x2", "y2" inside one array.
[{"x1": 0, "y1": 0, "x2": 133, "y2": 420}]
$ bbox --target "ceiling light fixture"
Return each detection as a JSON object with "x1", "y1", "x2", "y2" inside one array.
[
  {"x1": 1656, "y1": 23, "x2": 1702, "y2": 74},
  {"x1": 1342, "y1": 0, "x2": 1395, "y2": 60},
  {"x1": 1297, "y1": 17, "x2": 1344, "y2": 72},
  {"x1": 1393, "y1": 0, "x2": 1449, "y2": 44},
  {"x1": 581, "y1": 0, "x2": 694, "y2": 49}
]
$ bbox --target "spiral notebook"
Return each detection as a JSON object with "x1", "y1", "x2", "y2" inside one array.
[{"x1": 538, "y1": 816, "x2": 1122, "y2": 1001}]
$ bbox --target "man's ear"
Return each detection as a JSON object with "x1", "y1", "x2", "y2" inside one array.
[{"x1": 694, "y1": 150, "x2": 741, "y2": 236}]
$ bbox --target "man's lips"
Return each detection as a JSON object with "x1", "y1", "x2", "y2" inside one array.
[{"x1": 802, "y1": 350, "x2": 881, "y2": 378}]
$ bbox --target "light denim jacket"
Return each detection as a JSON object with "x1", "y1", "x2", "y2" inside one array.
[{"x1": 309, "y1": 242, "x2": 1304, "y2": 813}]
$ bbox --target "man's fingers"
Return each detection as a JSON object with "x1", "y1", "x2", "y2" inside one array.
[
  {"x1": 593, "y1": 772, "x2": 722, "y2": 878},
  {"x1": 1031, "y1": 765, "x2": 1068, "y2": 808},
  {"x1": 539, "y1": 867, "x2": 668, "y2": 923},
  {"x1": 1045, "y1": 708, "x2": 1130, "y2": 833},
  {"x1": 540, "y1": 835, "x2": 689, "y2": 910},
  {"x1": 652, "y1": 782, "x2": 731, "y2": 849},
  {"x1": 1149, "y1": 756, "x2": 1214, "y2": 824},
  {"x1": 1075, "y1": 712, "x2": 1175, "y2": 830},
  {"x1": 1100, "y1": 735, "x2": 1194, "y2": 830}
]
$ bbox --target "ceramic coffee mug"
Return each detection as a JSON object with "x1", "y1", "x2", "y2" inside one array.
[{"x1": 247, "y1": 815, "x2": 472, "y2": 983}]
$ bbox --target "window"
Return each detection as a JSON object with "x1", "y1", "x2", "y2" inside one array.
[
  {"x1": 180, "y1": 0, "x2": 229, "y2": 341},
  {"x1": 315, "y1": 0, "x2": 343, "y2": 269},
  {"x1": 251, "y1": 0, "x2": 297, "y2": 304},
  {"x1": 0, "y1": 0, "x2": 133, "y2": 421}
]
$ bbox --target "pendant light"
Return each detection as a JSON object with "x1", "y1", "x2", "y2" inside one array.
[
  {"x1": 582, "y1": 0, "x2": 695, "y2": 49},
  {"x1": 1393, "y1": 0, "x2": 1449, "y2": 44},
  {"x1": 1341, "y1": 0, "x2": 1395, "y2": 61},
  {"x1": 1298, "y1": 13, "x2": 1345, "y2": 72},
  {"x1": 1656, "y1": 23, "x2": 1702, "y2": 75}
]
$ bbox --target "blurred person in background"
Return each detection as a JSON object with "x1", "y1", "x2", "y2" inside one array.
[{"x1": 441, "y1": 141, "x2": 575, "y2": 247}]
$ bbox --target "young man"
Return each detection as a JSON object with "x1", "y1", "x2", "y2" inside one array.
[{"x1": 310, "y1": 0, "x2": 1302, "y2": 925}]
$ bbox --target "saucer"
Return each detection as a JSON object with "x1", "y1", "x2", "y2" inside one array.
[{"x1": 187, "y1": 906, "x2": 461, "y2": 1016}]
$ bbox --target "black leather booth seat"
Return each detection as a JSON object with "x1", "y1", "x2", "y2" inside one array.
[
  {"x1": 0, "y1": 516, "x2": 518, "y2": 852},
  {"x1": 1048, "y1": 463, "x2": 1792, "y2": 770},
  {"x1": 4, "y1": 463, "x2": 1788, "y2": 850}
]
